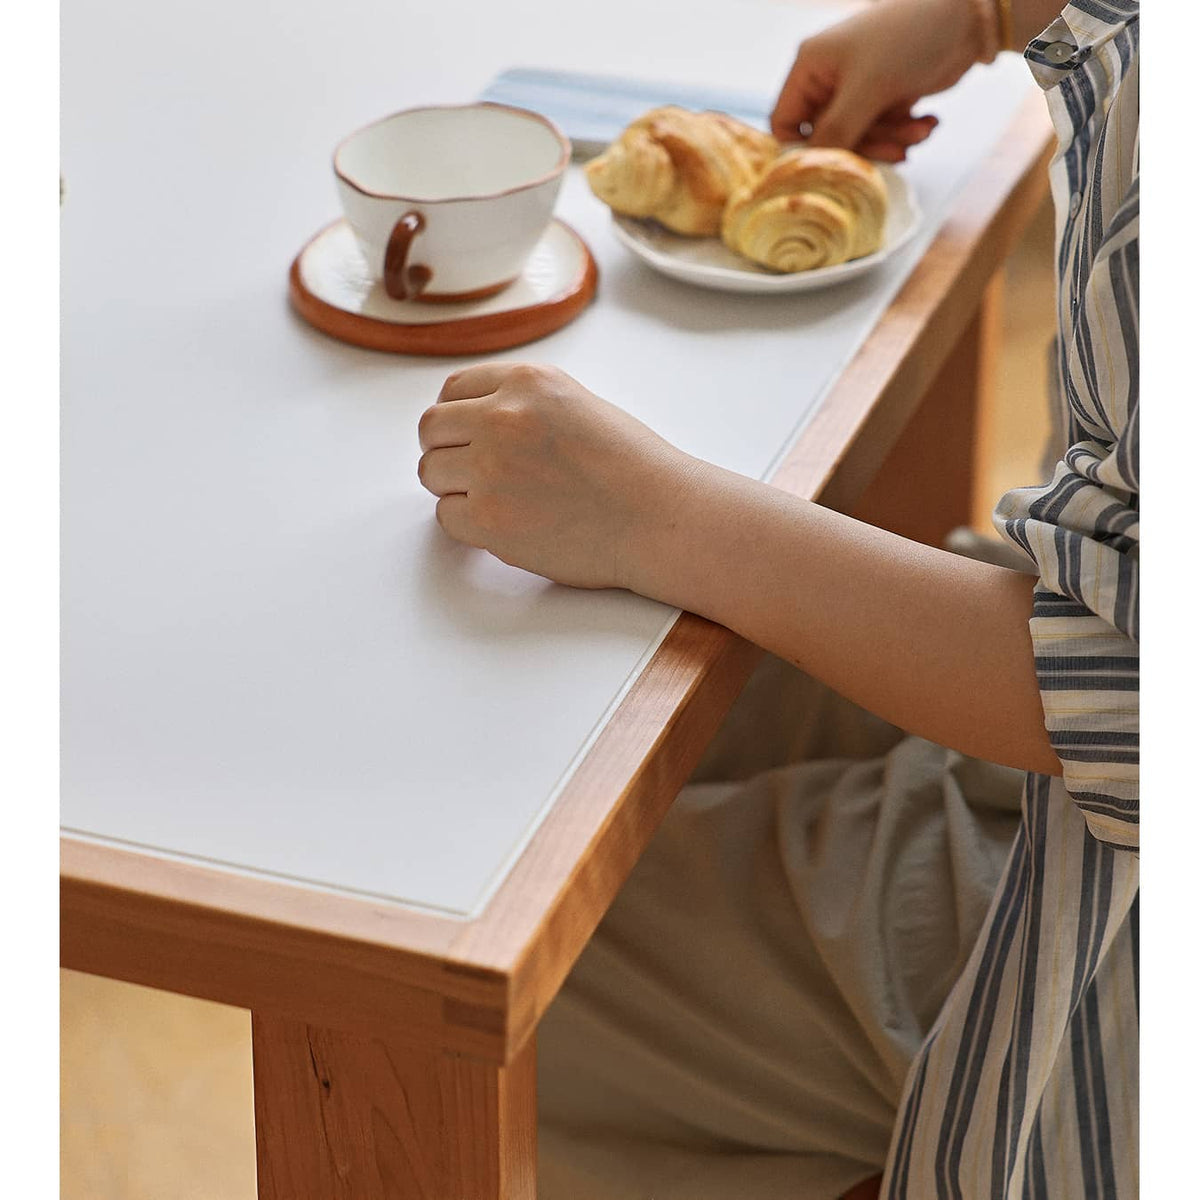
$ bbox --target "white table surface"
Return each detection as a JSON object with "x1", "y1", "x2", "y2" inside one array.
[{"x1": 61, "y1": 0, "x2": 1036, "y2": 917}]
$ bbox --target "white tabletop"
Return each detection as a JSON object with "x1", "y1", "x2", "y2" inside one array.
[{"x1": 61, "y1": 0, "x2": 1036, "y2": 917}]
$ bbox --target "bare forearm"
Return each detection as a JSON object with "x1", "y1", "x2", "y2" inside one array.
[{"x1": 635, "y1": 459, "x2": 1060, "y2": 776}]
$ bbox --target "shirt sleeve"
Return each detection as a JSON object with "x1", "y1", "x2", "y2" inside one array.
[{"x1": 994, "y1": 186, "x2": 1140, "y2": 851}]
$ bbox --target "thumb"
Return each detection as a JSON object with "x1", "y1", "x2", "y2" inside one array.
[
  {"x1": 808, "y1": 87, "x2": 880, "y2": 151},
  {"x1": 770, "y1": 44, "x2": 831, "y2": 142}
]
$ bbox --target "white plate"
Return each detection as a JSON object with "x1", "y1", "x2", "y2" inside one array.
[{"x1": 610, "y1": 163, "x2": 921, "y2": 294}]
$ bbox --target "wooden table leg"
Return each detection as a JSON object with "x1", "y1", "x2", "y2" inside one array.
[
  {"x1": 252, "y1": 1014, "x2": 536, "y2": 1200},
  {"x1": 853, "y1": 274, "x2": 1004, "y2": 547}
]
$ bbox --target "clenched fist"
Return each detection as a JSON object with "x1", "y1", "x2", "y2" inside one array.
[{"x1": 417, "y1": 363, "x2": 700, "y2": 591}]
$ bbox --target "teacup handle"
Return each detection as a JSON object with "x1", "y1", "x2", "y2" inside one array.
[{"x1": 383, "y1": 211, "x2": 432, "y2": 301}]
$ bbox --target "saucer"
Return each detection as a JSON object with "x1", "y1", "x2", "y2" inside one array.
[
  {"x1": 610, "y1": 163, "x2": 921, "y2": 294},
  {"x1": 290, "y1": 217, "x2": 598, "y2": 355}
]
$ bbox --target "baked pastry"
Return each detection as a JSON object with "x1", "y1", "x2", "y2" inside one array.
[
  {"x1": 585, "y1": 107, "x2": 777, "y2": 236},
  {"x1": 721, "y1": 147, "x2": 888, "y2": 272}
]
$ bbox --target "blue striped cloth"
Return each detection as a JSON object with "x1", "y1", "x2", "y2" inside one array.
[
  {"x1": 883, "y1": 4, "x2": 1140, "y2": 1197},
  {"x1": 478, "y1": 67, "x2": 772, "y2": 157}
]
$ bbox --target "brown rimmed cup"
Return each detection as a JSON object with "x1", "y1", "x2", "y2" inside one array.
[{"x1": 333, "y1": 103, "x2": 570, "y2": 302}]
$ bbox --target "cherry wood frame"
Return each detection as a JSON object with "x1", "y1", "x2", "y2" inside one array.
[{"x1": 62, "y1": 93, "x2": 1053, "y2": 1199}]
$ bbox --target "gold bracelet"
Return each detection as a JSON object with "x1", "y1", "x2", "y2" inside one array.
[{"x1": 994, "y1": 0, "x2": 1015, "y2": 52}]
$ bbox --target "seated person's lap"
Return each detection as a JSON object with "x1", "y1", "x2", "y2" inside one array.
[{"x1": 538, "y1": 656, "x2": 1024, "y2": 1200}]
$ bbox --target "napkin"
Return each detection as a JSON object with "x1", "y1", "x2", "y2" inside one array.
[{"x1": 478, "y1": 66, "x2": 772, "y2": 160}]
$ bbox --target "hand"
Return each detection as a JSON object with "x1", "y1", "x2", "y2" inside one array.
[
  {"x1": 417, "y1": 363, "x2": 697, "y2": 590},
  {"x1": 771, "y1": 0, "x2": 989, "y2": 161}
]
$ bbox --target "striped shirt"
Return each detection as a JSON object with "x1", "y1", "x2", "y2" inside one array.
[{"x1": 882, "y1": 4, "x2": 1140, "y2": 1197}]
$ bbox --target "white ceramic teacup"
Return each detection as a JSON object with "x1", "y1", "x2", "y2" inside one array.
[{"x1": 333, "y1": 103, "x2": 570, "y2": 303}]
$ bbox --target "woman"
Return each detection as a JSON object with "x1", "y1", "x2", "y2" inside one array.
[{"x1": 417, "y1": 1, "x2": 1139, "y2": 1196}]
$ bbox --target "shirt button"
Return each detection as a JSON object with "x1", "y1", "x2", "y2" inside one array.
[
  {"x1": 1045, "y1": 41, "x2": 1076, "y2": 64},
  {"x1": 1069, "y1": 192, "x2": 1082, "y2": 216}
]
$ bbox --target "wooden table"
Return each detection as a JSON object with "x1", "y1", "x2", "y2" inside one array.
[{"x1": 60, "y1": 0, "x2": 1052, "y2": 1194}]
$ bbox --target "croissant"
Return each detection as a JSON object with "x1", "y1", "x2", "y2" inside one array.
[
  {"x1": 585, "y1": 107, "x2": 777, "y2": 236},
  {"x1": 721, "y1": 147, "x2": 888, "y2": 272}
]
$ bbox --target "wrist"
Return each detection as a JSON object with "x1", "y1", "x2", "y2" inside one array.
[
  {"x1": 621, "y1": 453, "x2": 727, "y2": 605},
  {"x1": 623, "y1": 457, "x2": 798, "y2": 632}
]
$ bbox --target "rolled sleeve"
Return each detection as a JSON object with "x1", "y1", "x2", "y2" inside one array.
[{"x1": 996, "y1": 428, "x2": 1139, "y2": 849}]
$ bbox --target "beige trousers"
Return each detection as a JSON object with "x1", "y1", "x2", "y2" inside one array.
[{"x1": 537, "y1": 655, "x2": 1024, "y2": 1200}]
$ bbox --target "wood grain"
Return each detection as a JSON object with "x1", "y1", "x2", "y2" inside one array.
[
  {"x1": 853, "y1": 275, "x2": 1004, "y2": 546},
  {"x1": 61, "y1": 93, "x2": 1054, "y2": 1065},
  {"x1": 252, "y1": 1016, "x2": 536, "y2": 1199},
  {"x1": 61, "y1": 856, "x2": 509, "y2": 1059}
]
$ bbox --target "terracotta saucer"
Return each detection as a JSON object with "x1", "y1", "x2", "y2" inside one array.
[{"x1": 289, "y1": 217, "x2": 597, "y2": 356}]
